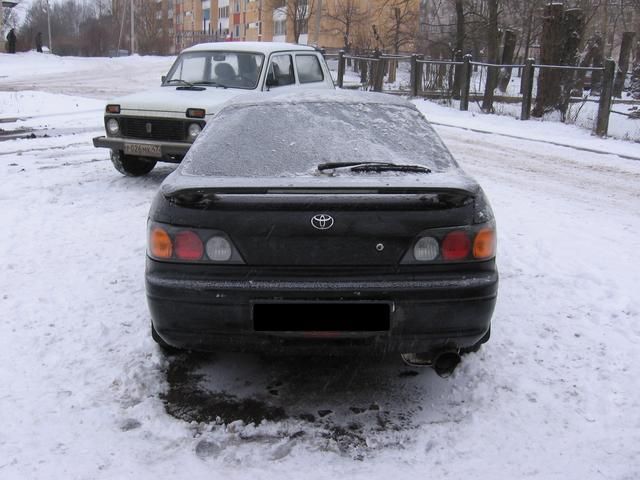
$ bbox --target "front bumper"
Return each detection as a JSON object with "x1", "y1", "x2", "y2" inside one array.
[
  {"x1": 93, "y1": 136, "x2": 190, "y2": 163},
  {"x1": 146, "y1": 260, "x2": 498, "y2": 354}
]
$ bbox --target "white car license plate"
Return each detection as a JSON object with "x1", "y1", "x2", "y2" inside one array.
[{"x1": 124, "y1": 143, "x2": 162, "y2": 158}]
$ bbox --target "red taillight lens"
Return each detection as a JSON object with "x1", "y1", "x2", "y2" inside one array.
[
  {"x1": 150, "y1": 227, "x2": 173, "y2": 259},
  {"x1": 442, "y1": 231, "x2": 471, "y2": 261},
  {"x1": 174, "y1": 231, "x2": 204, "y2": 260}
]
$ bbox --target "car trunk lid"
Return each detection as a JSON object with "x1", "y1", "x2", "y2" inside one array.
[{"x1": 162, "y1": 187, "x2": 476, "y2": 266}]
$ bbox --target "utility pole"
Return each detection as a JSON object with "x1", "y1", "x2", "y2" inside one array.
[
  {"x1": 130, "y1": 0, "x2": 135, "y2": 54},
  {"x1": 46, "y1": 0, "x2": 53, "y2": 53}
]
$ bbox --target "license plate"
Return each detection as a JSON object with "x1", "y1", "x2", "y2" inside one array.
[
  {"x1": 124, "y1": 143, "x2": 162, "y2": 158},
  {"x1": 253, "y1": 303, "x2": 391, "y2": 331}
]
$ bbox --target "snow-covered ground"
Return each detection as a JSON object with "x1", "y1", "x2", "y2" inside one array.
[{"x1": 1, "y1": 52, "x2": 639, "y2": 479}]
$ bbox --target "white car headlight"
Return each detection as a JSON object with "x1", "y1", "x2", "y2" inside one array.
[
  {"x1": 188, "y1": 123, "x2": 202, "y2": 141},
  {"x1": 106, "y1": 118, "x2": 120, "y2": 135}
]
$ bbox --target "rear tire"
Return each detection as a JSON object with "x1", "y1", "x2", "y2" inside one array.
[
  {"x1": 110, "y1": 150, "x2": 157, "y2": 176},
  {"x1": 151, "y1": 323, "x2": 181, "y2": 354}
]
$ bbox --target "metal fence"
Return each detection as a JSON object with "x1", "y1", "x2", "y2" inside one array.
[{"x1": 330, "y1": 51, "x2": 639, "y2": 137}]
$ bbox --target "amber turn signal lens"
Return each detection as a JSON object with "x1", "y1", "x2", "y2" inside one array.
[
  {"x1": 473, "y1": 228, "x2": 496, "y2": 259},
  {"x1": 186, "y1": 108, "x2": 206, "y2": 118},
  {"x1": 106, "y1": 104, "x2": 120, "y2": 114},
  {"x1": 150, "y1": 227, "x2": 173, "y2": 258}
]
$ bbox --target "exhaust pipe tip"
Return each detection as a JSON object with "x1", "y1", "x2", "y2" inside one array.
[{"x1": 433, "y1": 351, "x2": 461, "y2": 378}]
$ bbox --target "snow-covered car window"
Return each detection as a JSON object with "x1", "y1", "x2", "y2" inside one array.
[
  {"x1": 184, "y1": 102, "x2": 456, "y2": 177},
  {"x1": 296, "y1": 55, "x2": 324, "y2": 83},
  {"x1": 165, "y1": 51, "x2": 264, "y2": 89}
]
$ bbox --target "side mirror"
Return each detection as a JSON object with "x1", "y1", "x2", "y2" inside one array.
[{"x1": 161, "y1": 75, "x2": 166, "y2": 84}]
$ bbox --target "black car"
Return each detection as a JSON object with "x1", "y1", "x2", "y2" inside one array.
[{"x1": 146, "y1": 90, "x2": 498, "y2": 376}]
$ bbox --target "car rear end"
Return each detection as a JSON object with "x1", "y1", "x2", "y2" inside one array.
[
  {"x1": 145, "y1": 91, "x2": 498, "y2": 358},
  {"x1": 146, "y1": 185, "x2": 497, "y2": 355}
]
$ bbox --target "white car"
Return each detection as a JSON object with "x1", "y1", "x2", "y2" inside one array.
[{"x1": 93, "y1": 42, "x2": 335, "y2": 176}]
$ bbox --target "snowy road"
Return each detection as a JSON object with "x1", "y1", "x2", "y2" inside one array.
[{"x1": 1, "y1": 53, "x2": 639, "y2": 479}]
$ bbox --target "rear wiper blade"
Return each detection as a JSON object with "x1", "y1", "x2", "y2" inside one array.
[
  {"x1": 317, "y1": 161, "x2": 431, "y2": 174},
  {"x1": 351, "y1": 164, "x2": 431, "y2": 174}
]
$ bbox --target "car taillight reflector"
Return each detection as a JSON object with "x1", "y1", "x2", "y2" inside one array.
[
  {"x1": 473, "y1": 228, "x2": 496, "y2": 259},
  {"x1": 150, "y1": 227, "x2": 173, "y2": 258},
  {"x1": 414, "y1": 236, "x2": 439, "y2": 261},
  {"x1": 174, "y1": 231, "x2": 204, "y2": 260},
  {"x1": 442, "y1": 231, "x2": 471, "y2": 261},
  {"x1": 206, "y1": 236, "x2": 232, "y2": 261}
]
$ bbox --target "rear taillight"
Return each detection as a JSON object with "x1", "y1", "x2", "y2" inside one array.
[
  {"x1": 442, "y1": 230, "x2": 471, "y2": 261},
  {"x1": 174, "y1": 231, "x2": 204, "y2": 260},
  {"x1": 147, "y1": 222, "x2": 244, "y2": 264},
  {"x1": 150, "y1": 227, "x2": 173, "y2": 259},
  {"x1": 402, "y1": 223, "x2": 496, "y2": 264},
  {"x1": 473, "y1": 228, "x2": 496, "y2": 259}
]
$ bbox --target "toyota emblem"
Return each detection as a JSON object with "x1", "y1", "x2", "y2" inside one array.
[{"x1": 311, "y1": 214, "x2": 334, "y2": 230}]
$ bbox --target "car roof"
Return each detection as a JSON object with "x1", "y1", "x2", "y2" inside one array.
[
  {"x1": 182, "y1": 41, "x2": 318, "y2": 55},
  {"x1": 217, "y1": 89, "x2": 417, "y2": 111}
]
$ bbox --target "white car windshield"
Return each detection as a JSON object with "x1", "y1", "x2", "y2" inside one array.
[{"x1": 164, "y1": 51, "x2": 265, "y2": 89}]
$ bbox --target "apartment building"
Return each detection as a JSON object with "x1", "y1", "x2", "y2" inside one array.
[{"x1": 170, "y1": 0, "x2": 424, "y2": 53}]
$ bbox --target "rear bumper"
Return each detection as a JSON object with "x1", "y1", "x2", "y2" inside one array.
[
  {"x1": 146, "y1": 260, "x2": 498, "y2": 354},
  {"x1": 92, "y1": 136, "x2": 190, "y2": 163}
]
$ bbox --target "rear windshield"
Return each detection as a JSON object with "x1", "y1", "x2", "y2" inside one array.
[{"x1": 183, "y1": 102, "x2": 456, "y2": 177}]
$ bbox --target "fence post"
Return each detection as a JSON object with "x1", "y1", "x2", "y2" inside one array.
[
  {"x1": 373, "y1": 50, "x2": 384, "y2": 92},
  {"x1": 411, "y1": 55, "x2": 418, "y2": 96},
  {"x1": 460, "y1": 55, "x2": 472, "y2": 111},
  {"x1": 595, "y1": 59, "x2": 616, "y2": 137},
  {"x1": 521, "y1": 58, "x2": 535, "y2": 120},
  {"x1": 337, "y1": 50, "x2": 345, "y2": 89}
]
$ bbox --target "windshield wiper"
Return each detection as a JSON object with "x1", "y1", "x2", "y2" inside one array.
[
  {"x1": 194, "y1": 81, "x2": 228, "y2": 89},
  {"x1": 165, "y1": 79, "x2": 195, "y2": 87},
  {"x1": 317, "y1": 161, "x2": 431, "y2": 174}
]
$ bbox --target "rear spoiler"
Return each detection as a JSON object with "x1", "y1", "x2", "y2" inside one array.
[{"x1": 163, "y1": 186, "x2": 479, "y2": 210}]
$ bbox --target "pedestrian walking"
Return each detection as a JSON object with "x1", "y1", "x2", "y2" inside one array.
[
  {"x1": 6, "y1": 28, "x2": 17, "y2": 54},
  {"x1": 35, "y1": 32, "x2": 43, "y2": 53}
]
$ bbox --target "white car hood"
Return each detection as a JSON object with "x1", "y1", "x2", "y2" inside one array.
[{"x1": 114, "y1": 86, "x2": 254, "y2": 116}]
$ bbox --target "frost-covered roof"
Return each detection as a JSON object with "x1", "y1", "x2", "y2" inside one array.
[
  {"x1": 218, "y1": 89, "x2": 415, "y2": 111},
  {"x1": 182, "y1": 41, "x2": 317, "y2": 55}
]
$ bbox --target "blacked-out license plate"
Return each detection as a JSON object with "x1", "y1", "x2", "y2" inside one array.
[
  {"x1": 124, "y1": 143, "x2": 162, "y2": 158},
  {"x1": 253, "y1": 303, "x2": 390, "y2": 332}
]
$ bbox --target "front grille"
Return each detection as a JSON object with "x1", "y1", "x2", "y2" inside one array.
[{"x1": 119, "y1": 117, "x2": 186, "y2": 142}]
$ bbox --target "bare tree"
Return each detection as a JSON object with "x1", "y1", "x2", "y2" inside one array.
[
  {"x1": 135, "y1": 0, "x2": 170, "y2": 54},
  {"x1": 376, "y1": 0, "x2": 419, "y2": 53},
  {"x1": 267, "y1": 0, "x2": 316, "y2": 44},
  {"x1": 481, "y1": 0, "x2": 499, "y2": 113},
  {"x1": 323, "y1": 0, "x2": 369, "y2": 52}
]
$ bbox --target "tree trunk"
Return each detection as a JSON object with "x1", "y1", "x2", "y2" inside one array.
[
  {"x1": 631, "y1": 41, "x2": 640, "y2": 100},
  {"x1": 590, "y1": 35, "x2": 604, "y2": 93},
  {"x1": 497, "y1": 30, "x2": 517, "y2": 92},
  {"x1": 614, "y1": 32, "x2": 636, "y2": 98},
  {"x1": 452, "y1": 0, "x2": 465, "y2": 99},
  {"x1": 532, "y1": 3, "x2": 564, "y2": 117},
  {"x1": 481, "y1": 0, "x2": 499, "y2": 113},
  {"x1": 557, "y1": 8, "x2": 585, "y2": 119}
]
